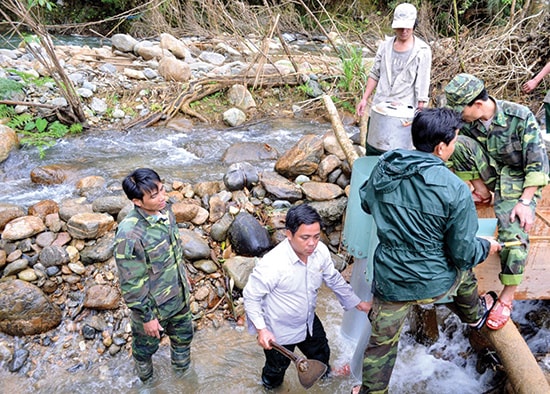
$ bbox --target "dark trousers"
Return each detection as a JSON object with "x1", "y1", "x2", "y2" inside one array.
[{"x1": 261, "y1": 314, "x2": 330, "y2": 389}]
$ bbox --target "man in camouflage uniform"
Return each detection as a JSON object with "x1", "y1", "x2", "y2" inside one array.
[
  {"x1": 114, "y1": 168, "x2": 193, "y2": 382},
  {"x1": 355, "y1": 108, "x2": 501, "y2": 393},
  {"x1": 444, "y1": 73, "x2": 549, "y2": 330}
]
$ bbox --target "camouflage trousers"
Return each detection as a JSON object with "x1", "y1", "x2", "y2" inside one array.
[
  {"x1": 360, "y1": 270, "x2": 483, "y2": 393},
  {"x1": 450, "y1": 135, "x2": 532, "y2": 286},
  {"x1": 131, "y1": 305, "x2": 194, "y2": 371},
  {"x1": 545, "y1": 102, "x2": 550, "y2": 135}
]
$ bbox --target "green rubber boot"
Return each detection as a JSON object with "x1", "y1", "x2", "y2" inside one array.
[{"x1": 134, "y1": 357, "x2": 153, "y2": 382}]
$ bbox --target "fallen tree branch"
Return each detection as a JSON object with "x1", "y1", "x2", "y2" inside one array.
[{"x1": 322, "y1": 94, "x2": 359, "y2": 167}]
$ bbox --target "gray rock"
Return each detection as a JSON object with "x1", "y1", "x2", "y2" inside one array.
[
  {"x1": 222, "y1": 256, "x2": 257, "y2": 290},
  {"x1": 111, "y1": 33, "x2": 138, "y2": 53},
  {"x1": 39, "y1": 245, "x2": 70, "y2": 268},
  {"x1": 223, "y1": 108, "x2": 246, "y2": 127},
  {"x1": 178, "y1": 229, "x2": 211, "y2": 261}
]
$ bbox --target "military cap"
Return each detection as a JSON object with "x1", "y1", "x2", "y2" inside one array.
[{"x1": 444, "y1": 73, "x2": 485, "y2": 113}]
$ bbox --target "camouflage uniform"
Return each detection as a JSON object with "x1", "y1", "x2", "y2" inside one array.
[
  {"x1": 114, "y1": 205, "x2": 193, "y2": 376},
  {"x1": 445, "y1": 74, "x2": 550, "y2": 286},
  {"x1": 360, "y1": 270, "x2": 482, "y2": 394}
]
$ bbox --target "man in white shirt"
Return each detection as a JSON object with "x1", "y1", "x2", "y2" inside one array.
[{"x1": 243, "y1": 204, "x2": 371, "y2": 390}]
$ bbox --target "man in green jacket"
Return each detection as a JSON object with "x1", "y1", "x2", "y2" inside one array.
[
  {"x1": 114, "y1": 168, "x2": 193, "y2": 382},
  {"x1": 353, "y1": 108, "x2": 501, "y2": 394}
]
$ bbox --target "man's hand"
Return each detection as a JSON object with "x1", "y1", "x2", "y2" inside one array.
[
  {"x1": 143, "y1": 318, "x2": 163, "y2": 339},
  {"x1": 510, "y1": 203, "x2": 535, "y2": 232},
  {"x1": 257, "y1": 328, "x2": 276, "y2": 350},
  {"x1": 356, "y1": 99, "x2": 369, "y2": 117},
  {"x1": 487, "y1": 239, "x2": 502, "y2": 255},
  {"x1": 356, "y1": 300, "x2": 372, "y2": 314}
]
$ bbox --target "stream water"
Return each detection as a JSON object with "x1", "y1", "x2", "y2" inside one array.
[{"x1": 1, "y1": 118, "x2": 549, "y2": 392}]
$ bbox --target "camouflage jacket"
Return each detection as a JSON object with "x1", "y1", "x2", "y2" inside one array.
[
  {"x1": 114, "y1": 205, "x2": 190, "y2": 323},
  {"x1": 461, "y1": 97, "x2": 549, "y2": 189}
]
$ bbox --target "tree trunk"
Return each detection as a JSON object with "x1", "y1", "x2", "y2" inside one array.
[{"x1": 322, "y1": 94, "x2": 359, "y2": 167}]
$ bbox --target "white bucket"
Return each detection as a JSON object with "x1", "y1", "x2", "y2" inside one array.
[{"x1": 367, "y1": 102, "x2": 415, "y2": 151}]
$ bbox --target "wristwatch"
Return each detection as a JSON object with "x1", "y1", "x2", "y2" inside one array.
[{"x1": 518, "y1": 198, "x2": 531, "y2": 206}]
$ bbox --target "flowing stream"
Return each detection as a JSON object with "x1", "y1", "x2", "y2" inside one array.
[{"x1": 0, "y1": 119, "x2": 548, "y2": 392}]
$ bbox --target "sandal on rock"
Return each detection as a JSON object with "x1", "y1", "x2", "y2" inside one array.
[
  {"x1": 486, "y1": 299, "x2": 512, "y2": 330},
  {"x1": 470, "y1": 291, "x2": 498, "y2": 330},
  {"x1": 472, "y1": 190, "x2": 492, "y2": 205}
]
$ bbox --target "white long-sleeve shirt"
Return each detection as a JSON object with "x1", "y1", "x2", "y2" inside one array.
[{"x1": 243, "y1": 238, "x2": 361, "y2": 345}]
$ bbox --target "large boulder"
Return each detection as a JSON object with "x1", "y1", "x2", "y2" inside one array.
[
  {"x1": 0, "y1": 125, "x2": 18, "y2": 163},
  {"x1": 0, "y1": 279, "x2": 62, "y2": 336}
]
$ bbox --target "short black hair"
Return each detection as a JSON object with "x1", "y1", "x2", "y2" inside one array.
[
  {"x1": 466, "y1": 88, "x2": 489, "y2": 107},
  {"x1": 122, "y1": 168, "x2": 162, "y2": 201},
  {"x1": 411, "y1": 108, "x2": 463, "y2": 153},
  {"x1": 285, "y1": 204, "x2": 323, "y2": 235}
]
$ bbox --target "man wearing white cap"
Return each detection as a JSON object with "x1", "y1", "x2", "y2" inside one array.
[{"x1": 356, "y1": 3, "x2": 432, "y2": 155}]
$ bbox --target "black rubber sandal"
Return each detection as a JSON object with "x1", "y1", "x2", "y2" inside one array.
[{"x1": 470, "y1": 291, "x2": 498, "y2": 330}]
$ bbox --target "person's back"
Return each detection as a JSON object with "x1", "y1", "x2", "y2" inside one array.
[{"x1": 360, "y1": 149, "x2": 480, "y2": 301}]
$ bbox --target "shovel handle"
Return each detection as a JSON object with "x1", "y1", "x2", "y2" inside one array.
[{"x1": 270, "y1": 341, "x2": 299, "y2": 363}]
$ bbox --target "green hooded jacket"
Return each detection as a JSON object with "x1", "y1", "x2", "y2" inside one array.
[{"x1": 359, "y1": 150, "x2": 490, "y2": 301}]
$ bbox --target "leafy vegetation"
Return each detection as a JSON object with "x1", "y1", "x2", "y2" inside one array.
[
  {"x1": 0, "y1": 78, "x2": 24, "y2": 100},
  {"x1": 7, "y1": 113, "x2": 83, "y2": 158}
]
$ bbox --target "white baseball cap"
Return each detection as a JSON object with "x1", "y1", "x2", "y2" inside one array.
[{"x1": 391, "y1": 3, "x2": 417, "y2": 29}]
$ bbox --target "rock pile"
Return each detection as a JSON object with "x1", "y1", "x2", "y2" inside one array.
[{"x1": 0, "y1": 130, "x2": 362, "y2": 375}]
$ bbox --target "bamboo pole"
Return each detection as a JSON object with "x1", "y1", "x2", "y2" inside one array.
[
  {"x1": 482, "y1": 321, "x2": 550, "y2": 393},
  {"x1": 322, "y1": 94, "x2": 359, "y2": 167}
]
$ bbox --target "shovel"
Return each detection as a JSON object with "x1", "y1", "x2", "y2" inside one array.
[{"x1": 270, "y1": 341, "x2": 328, "y2": 389}]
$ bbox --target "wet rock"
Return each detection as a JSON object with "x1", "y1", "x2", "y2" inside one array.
[
  {"x1": 301, "y1": 181, "x2": 344, "y2": 201},
  {"x1": 28, "y1": 199, "x2": 59, "y2": 221},
  {"x1": 58, "y1": 198, "x2": 94, "y2": 222},
  {"x1": 228, "y1": 211, "x2": 271, "y2": 257},
  {"x1": 223, "y1": 162, "x2": 259, "y2": 191},
  {"x1": 193, "y1": 181, "x2": 221, "y2": 198},
  {"x1": 91, "y1": 195, "x2": 128, "y2": 215},
  {"x1": 45, "y1": 213, "x2": 63, "y2": 233},
  {"x1": 275, "y1": 134, "x2": 324, "y2": 178},
  {"x1": 30, "y1": 164, "x2": 71, "y2": 185},
  {"x1": 18, "y1": 268, "x2": 38, "y2": 282},
  {"x1": 172, "y1": 201, "x2": 199, "y2": 223},
  {"x1": 0, "y1": 203, "x2": 26, "y2": 231},
  {"x1": 35, "y1": 231, "x2": 57, "y2": 248},
  {"x1": 8, "y1": 348, "x2": 29, "y2": 372},
  {"x1": 221, "y1": 142, "x2": 279, "y2": 165},
  {"x1": 83, "y1": 284, "x2": 120, "y2": 310},
  {"x1": 1, "y1": 216, "x2": 46, "y2": 241},
  {"x1": 0, "y1": 279, "x2": 62, "y2": 335},
  {"x1": 39, "y1": 245, "x2": 70, "y2": 268},
  {"x1": 82, "y1": 324, "x2": 96, "y2": 340},
  {"x1": 260, "y1": 171, "x2": 302, "y2": 201},
  {"x1": 208, "y1": 194, "x2": 227, "y2": 223},
  {"x1": 210, "y1": 213, "x2": 234, "y2": 242},
  {"x1": 222, "y1": 256, "x2": 256, "y2": 290},
  {"x1": 308, "y1": 197, "x2": 348, "y2": 225},
  {"x1": 318, "y1": 154, "x2": 342, "y2": 180},
  {"x1": 80, "y1": 233, "x2": 115, "y2": 264},
  {"x1": 75, "y1": 176, "x2": 107, "y2": 193},
  {"x1": 3, "y1": 258, "x2": 29, "y2": 277},
  {"x1": 67, "y1": 213, "x2": 115, "y2": 239},
  {"x1": 179, "y1": 229, "x2": 211, "y2": 261},
  {"x1": 193, "y1": 259, "x2": 218, "y2": 274}
]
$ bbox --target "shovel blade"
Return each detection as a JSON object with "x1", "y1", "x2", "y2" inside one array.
[{"x1": 295, "y1": 358, "x2": 327, "y2": 390}]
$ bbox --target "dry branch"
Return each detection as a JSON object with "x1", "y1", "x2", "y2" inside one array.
[{"x1": 126, "y1": 73, "x2": 302, "y2": 129}]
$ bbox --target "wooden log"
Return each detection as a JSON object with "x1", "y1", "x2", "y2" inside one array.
[
  {"x1": 482, "y1": 321, "x2": 550, "y2": 393},
  {"x1": 322, "y1": 94, "x2": 359, "y2": 167}
]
